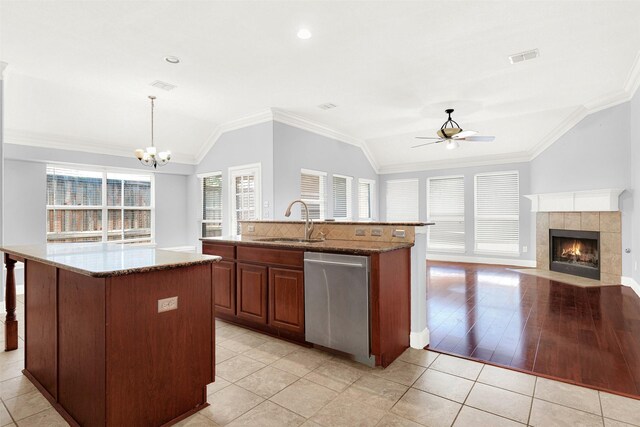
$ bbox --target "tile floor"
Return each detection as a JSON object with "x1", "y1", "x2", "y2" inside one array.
[{"x1": 2, "y1": 299, "x2": 640, "y2": 426}]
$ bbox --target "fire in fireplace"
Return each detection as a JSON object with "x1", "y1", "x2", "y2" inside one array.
[{"x1": 549, "y1": 229, "x2": 600, "y2": 280}]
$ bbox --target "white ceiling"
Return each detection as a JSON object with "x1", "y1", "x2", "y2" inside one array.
[{"x1": 1, "y1": 1, "x2": 639, "y2": 171}]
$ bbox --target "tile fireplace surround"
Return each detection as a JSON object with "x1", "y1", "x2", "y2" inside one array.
[{"x1": 536, "y1": 212, "x2": 622, "y2": 285}]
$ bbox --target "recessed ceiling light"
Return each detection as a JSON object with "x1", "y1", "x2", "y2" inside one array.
[
  {"x1": 297, "y1": 28, "x2": 312, "y2": 40},
  {"x1": 164, "y1": 56, "x2": 180, "y2": 64}
]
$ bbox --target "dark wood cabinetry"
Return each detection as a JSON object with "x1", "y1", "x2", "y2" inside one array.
[
  {"x1": 212, "y1": 261, "x2": 236, "y2": 316},
  {"x1": 269, "y1": 267, "x2": 305, "y2": 334},
  {"x1": 236, "y1": 263, "x2": 268, "y2": 324}
]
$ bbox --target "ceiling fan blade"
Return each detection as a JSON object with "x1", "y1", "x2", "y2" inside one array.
[
  {"x1": 463, "y1": 135, "x2": 496, "y2": 142},
  {"x1": 451, "y1": 130, "x2": 478, "y2": 139},
  {"x1": 415, "y1": 136, "x2": 443, "y2": 140},
  {"x1": 411, "y1": 140, "x2": 443, "y2": 148}
]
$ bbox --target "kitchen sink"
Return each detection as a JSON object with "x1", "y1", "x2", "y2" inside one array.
[{"x1": 254, "y1": 237, "x2": 324, "y2": 244}]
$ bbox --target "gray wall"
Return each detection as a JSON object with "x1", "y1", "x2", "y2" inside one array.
[
  {"x1": 631, "y1": 90, "x2": 640, "y2": 283},
  {"x1": 272, "y1": 122, "x2": 378, "y2": 220},
  {"x1": 379, "y1": 162, "x2": 535, "y2": 263},
  {"x1": 154, "y1": 173, "x2": 190, "y2": 248},
  {"x1": 530, "y1": 101, "x2": 634, "y2": 277}
]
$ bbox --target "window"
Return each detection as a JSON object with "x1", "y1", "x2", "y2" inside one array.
[
  {"x1": 300, "y1": 169, "x2": 327, "y2": 220},
  {"x1": 46, "y1": 166, "x2": 153, "y2": 243},
  {"x1": 358, "y1": 179, "x2": 375, "y2": 220},
  {"x1": 332, "y1": 175, "x2": 353, "y2": 220},
  {"x1": 385, "y1": 179, "x2": 419, "y2": 221},
  {"x1": 200, "y1": 172, "x2": 223, "y2": 238},
  {"x1": 474, "y1": 171, "x2": 520, "y2": 254},
  {"x1": 427, "y1": 176, "x2": 465, "y2": 252},
  {"x1": 229, "y1": 164, "x2": 261, "y2": 235}
]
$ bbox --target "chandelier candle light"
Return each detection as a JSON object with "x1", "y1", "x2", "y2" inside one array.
[{"x1": 135, "y1": 95, "x2": 171, "y2": 168}]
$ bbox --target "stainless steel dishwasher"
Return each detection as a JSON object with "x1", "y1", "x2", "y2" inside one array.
[{"x1": 304, "y1": 252, "x2": 374, "y2": 365}]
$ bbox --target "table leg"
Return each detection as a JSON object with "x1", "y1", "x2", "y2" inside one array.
[{"x1": 4, "y1": 254, "x2": 18, "y2": 351}]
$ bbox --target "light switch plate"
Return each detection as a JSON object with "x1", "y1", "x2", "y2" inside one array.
[
  {"x1": 247, "y1": 225, "x2": 255, "y2": 232},
  {"x1": 371, "y1": 228, "x2": 383, "y2": 237},
  {"x1": 355, "y1": 229, "x2": 366, "y2": 236},
  {"x1": 392, "y1": 229, "x2": 406, "y2": 238},
  {"x1": 158, "y1": 296, "x2": 178, "y2": 313}
]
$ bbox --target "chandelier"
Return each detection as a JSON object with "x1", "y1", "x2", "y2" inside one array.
[{"x1": 135, "y1": 95, "x2": 171, "y2": 168}]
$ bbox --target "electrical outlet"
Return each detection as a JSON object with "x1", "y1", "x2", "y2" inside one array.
[
  {"x1": 355, "y1": 229, "x2": 366, "y2": 236},
  {"x1": 247, "y1": 225, "x2": 255, "y2": 232},
  {"x1": 393, "y1": 229, "x2": 406, "y2": 238},
  {"x1": 158, "y1": 296, "x2": 178, "y2": 313},
  {"x1": 522, "y1": 246, "x2": 528, "y2": 253},
  {"x1": 371, "y1": 228, "x2": 383, "y2": 237}
]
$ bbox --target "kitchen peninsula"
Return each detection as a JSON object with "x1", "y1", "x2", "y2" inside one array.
[
  {"x1": 2, "y1": 244, "x2": 220, "y2": 427},
  {"x1": 202, "y1": 220, "x2": 431, "y2": 367}
]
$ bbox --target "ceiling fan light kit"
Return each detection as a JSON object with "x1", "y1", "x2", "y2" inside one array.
[{"x1": 413, "y1": 108, "x2": 495, "y2": 149}]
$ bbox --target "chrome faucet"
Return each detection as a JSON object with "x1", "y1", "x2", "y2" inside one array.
[{"x1": 285, "y1": 199, "x2": 314, "y2": 240}]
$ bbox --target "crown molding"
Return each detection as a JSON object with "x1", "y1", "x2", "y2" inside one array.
[
  {"x1": 377, "y1": 151, "x2": 532, "y2": 175},
  {"x1": 526, "y1": 106, "x2": 588, "y2": 160},
  {"x1": 4, "y1": 129, "x2": 198, "y2": 165},
  {"x1": 0, "y1": 62, "x2": 8, "y2": 80}
]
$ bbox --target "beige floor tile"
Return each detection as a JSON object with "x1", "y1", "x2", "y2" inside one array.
[
  {"x1": 371, "y1": 360, "x2": 425, "y2": 387},
  {"x1": 529, "y1": 399, "x2": 603, "y2": 427},
  {"x1": 0, "y1": 360, "x2": 24, "y2": 382},
  {"x1": 215, "y1": 355, "x2": 266, "y2": 383},
  {"x1": 243, "y1": 340, "x2": 300, "y2": 364},
  {"x1": 0, "y1": 348, "x2": 24, "y2": 365},
  {"x1": 14, "y1": 408, "x2": 70, "y2": 427},
  {"x1": 342, "y1": 374, "x2": 408, "y2": 411},
  {"x1": 200, "y1": 384, "x2": 264, "y2": 425},
  {"x1": 534, "y1": 377, "x2": 601, "y2": 415},
  {"x1": 236, "y1": 366, "x2": 299, "y2": 398},
  {"x1": 0, "y1": 376, "x2": 37, "y2": 400},
  {"x1": 207, "y1": 376, "x2": 231, "y2": 396},
  {"x1": 476, "y1": 365, "x2": 536, "y2": 396},
  {"x1": 270, "y1": 379, "x2": 338, "y2": 418},
  {"x1": 227, "y1": 401, "x2": 305, "y2": 427},
  {"x1": 271, "y1": 349, "x2": 333, "y2": 377},
  {"x1": 412, "y1": 368, "x2": 474, "y2": 403},
  {"x1": 304, "y1": 360, "x2": 365, "y2": 392},
  {"x1": 1, "y1": 403, "x2": 13, "y2": 427},
  {"x1": 4, "y1": 391, "x2": 51, "y2": 421},
  {"x1": 215, "y1": 346, "x2": 238, "y2": 364},
  {"x1": 604, "y1": 418, "x2": 637, "y2": 427},
  {"x1": 310, "y1": 394, "x2": 386, "y2": 427},
  {"x1": 174, "y1": 413, "x2": 220, "y2": 427},
  {"x1": 375, "y1": 413, "x2": 422, "y2": 426},
  {"x1": 216, "y1": 325, "x2": 250, "y2": 341},
  {"x1": 300, "y1": 421, "x2": 322, "y2": 427},
  {"x1": 600, "y1": 392, "x2": 640, "y2": 426},
  {"x1": 465, "y1": 383, "x2": 531, "y2": 424},
  {"x1": 397, "y1": 348, "x2": 439, "y2": 368},
  {"x1": 429, "y1": 354, "x2": 483, "y2": 380},
  {"x1": 218, "y1": 332, "x2": 267, "y2": 354},
  {"x1": 391, "y1": 388, "x2": 461, "y2": 427},
  {"x1": 453, "y1": 406, "x2": 525, "y2": 427}
]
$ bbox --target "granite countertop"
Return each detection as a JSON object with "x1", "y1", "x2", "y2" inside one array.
[
  {"x1": 0, "y1": 244, "x2": 221, "y2": 278},
  {"x1": 201, "y1": 235, "x2": 414, "y2": 255},
  {"x1": 239, "y1": 220, "x2": 434, "y2": 226}
]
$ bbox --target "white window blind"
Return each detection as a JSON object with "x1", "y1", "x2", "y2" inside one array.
[
  {"x1": 358, "y1": 179, "x2": 375, "y2": 220},
  {"x1": 300, "y1": 169, "x2": 327, "y2": 220},
  {"x1": 332, "y1": 175, "x2": 352, "y2": 220},
  {"x1": 46, "y1": 166, "x2": 153, "y2": 244},
  {"x1": 201, "y1": 172, "x2": 222, "y2": 238},
  {"x1": 474, "y1": 171, "x2": 520, "y2": 254},
  {"x1": 230, "y1": 165, "x2": 261, "y2": 235},
  {"x1": 385, "y1": 179, "x2": 419, "y2": 221},
  {"x1": 427, "y1": 176, "x2": 465, "y2": 252}
]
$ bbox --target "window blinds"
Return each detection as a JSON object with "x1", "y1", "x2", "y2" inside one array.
[
  {"x1": 427, "y1": 176, "x2": 465, "y2": 252},
  {"x1": 232, "y1": 172, "x2": 258, "y2": 235},
  {"x1": 332, "y1": 175, "x2": 352, "y2": 220},
  {"x1": 474, "y1": 171, "x2": 520, "y2": 254},
  {"x1": 385, "y1": 179, "x2": 419, "y2": 221},
  {"x1": 201, "y1": 173, "x2": 222, "y2": 238},
  {"x1": 358, "y1": 180, "x2": 374, "y2": 220},
  {"x1": 301, "y1": 170, "x2": 327, "y2": 220}
]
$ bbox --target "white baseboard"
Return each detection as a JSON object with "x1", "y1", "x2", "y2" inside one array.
[
  {"x1": 410, "y1": 327, "x2": 430, "y2": 349},
  {"x1": 426, "y1": 253, "x2": 536, "y2": 268},
  {"x1": 160, "y1": 246, "x2": 197, "y2": 253},
  {"x1": 621, "y1": 276, "x2": 640, "y2": 298}
]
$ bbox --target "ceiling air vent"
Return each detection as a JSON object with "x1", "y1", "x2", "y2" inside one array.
[
  {"x1": 317, "y1": 103, "x2": 337, "y2": 110},
  {"x1": 508, "y1": 48, "x2": 539, "y2": 64},
  {"x1": 150, "y1": 80, "x2": 177, "y2": 91}
]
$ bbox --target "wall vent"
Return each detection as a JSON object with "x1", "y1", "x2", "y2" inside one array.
[
  {"x1": 509, "y1": 49, "x2": 539, "y2": 64},
  {"x1": 150, "y1": 80, "x2": 177, "y2": 91},
  {"x1": 318, "y1": 103, "x2": 337, "y2": 110}
]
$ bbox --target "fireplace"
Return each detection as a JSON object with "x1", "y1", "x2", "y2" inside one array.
[{"x1": 549, "y1": 229, "x2": 600, "y2": 280}]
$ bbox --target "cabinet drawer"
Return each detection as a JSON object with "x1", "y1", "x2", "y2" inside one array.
[
  {"x1": 237, "y1": 246, "x2": 303, "y2": 268},
  {"x1": 203, "y1": 243, "x2": 236, "y2": 260}
]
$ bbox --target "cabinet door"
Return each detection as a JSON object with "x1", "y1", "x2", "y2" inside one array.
[
  {"x1": 269, "y1": 267, "x2": 305, "y2": 334},
  {"x1": 236, "y1": 263, "x2": 268, "y2": 324},
  {"x1": 213, "y1": 261, "x2": 236, "y2": 316}
]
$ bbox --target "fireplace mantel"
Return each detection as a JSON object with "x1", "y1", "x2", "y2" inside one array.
[{"x1": 524, "y1": 189, "x2": 625, "y2": 213}]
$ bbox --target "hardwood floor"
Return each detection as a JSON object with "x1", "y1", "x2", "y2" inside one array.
[{"x1": 426, "y1": 261, "x2": 640, "y2": 398}]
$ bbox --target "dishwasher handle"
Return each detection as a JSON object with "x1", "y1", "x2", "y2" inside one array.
[{"x1": 304, "y1": 258, "x2": 365, "y2": 268}]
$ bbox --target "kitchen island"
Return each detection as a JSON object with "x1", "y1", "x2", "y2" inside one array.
[{"x1": 2, "y1": 244, "x2": 220, "y2": 427}]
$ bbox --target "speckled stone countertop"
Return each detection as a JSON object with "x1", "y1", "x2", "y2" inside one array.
[
  {"x1": 201, "y1": 236, "x2": 414, "y2": 255},
  {"x1": 0, "y1": 244, "x2": 221, "y2": 278}
]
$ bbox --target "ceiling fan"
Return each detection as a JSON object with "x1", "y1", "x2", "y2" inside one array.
[{"x1": 413, "y1": 108, "x2": 495, "y2": 150}]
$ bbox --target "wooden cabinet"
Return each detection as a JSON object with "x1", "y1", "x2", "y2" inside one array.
[
  {"x1": 236, "y1": 263, "x2": 268, "y2": 324},
  {"x1": 212, "y1": 261, "x2": 236, "y2": 316},
  {"x1": 269, "y1": 267, "x2": 305, "y2": 334}
]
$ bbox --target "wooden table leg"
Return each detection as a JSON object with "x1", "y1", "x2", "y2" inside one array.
[{"x1": 4, "y1": 254, "x2": 18, "y2": 351}]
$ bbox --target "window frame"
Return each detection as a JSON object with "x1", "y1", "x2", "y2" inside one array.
[
  {"x1": 426, "y1": 174, "x2": 465, "y2": 253},
  {"x1": 229, "y1": 163, "x2": 262, "y2": 236},
  {"x1": 46, "y1": 164, "x2": 155, "y2": 244},
  {"x1": 198, "y1": 171, "x2": 223, "y2": 238},
  {"x1": 332, "y1": 173, "x2": 353, "y2": 221},
  {"x1": 300, "y1": 168, "x2": 328, "y2": 221},
  {"x1": 358, "y1": 178, "x2": 376, "y2": 221}
]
